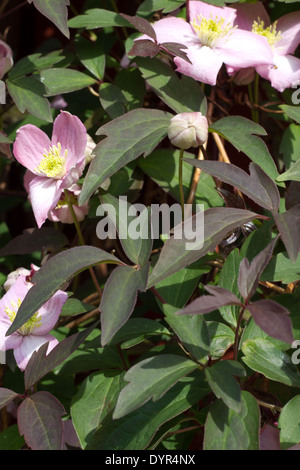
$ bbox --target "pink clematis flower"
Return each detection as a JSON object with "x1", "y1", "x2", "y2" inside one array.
[
  {"x1": 231, "y1": 2, "x2": 300, "y2": 92},
  {"x1": 0, "y1": 39, "x2": 13, "y2": 79},
  {"x1": 3, "y1": 263, "x2": 39, "y2": 291},
  {"x1": 136, "y1": 1, "x2": 274, "y2": 85},
  {"x1": 0, "y1": 274, "x2": 68, "y2": 371},
  {"x1": 13, "y1": 111, "x2": 87, "y2": 228}
]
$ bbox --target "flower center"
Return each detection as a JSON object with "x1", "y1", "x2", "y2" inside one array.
[
  {"x1": 191, "y1": 15, "x2": 235, "y2": 48},
  {"x1": 55, "y1": 192, "x2": 78, "y2": 209},
  {"x1": 252, "y1": 19, "x2": 281, "y2": 47},
  {"x1": 5, "y1": 299, "x2": 42, "y2": 336},
  {"x1": 36, "y1": 142, "x2": 67, "y2": 179}
]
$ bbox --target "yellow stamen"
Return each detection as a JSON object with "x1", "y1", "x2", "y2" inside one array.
[
  {"x1": 191, "y1": 15, "x2": 235, "y2": 48},
  {"x1": 5, "y1": 299, "x2": 42, "y2": 336},
  {"x1": 35, "y1": 142, "x2": 67, "y2": 179},
  {"x1": 252, "y1": 19, "x2": 281, "y2": 47}
]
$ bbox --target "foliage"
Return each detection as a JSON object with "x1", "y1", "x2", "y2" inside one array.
[{"x1": 0, "y1": 0, "x2": 300, "y2": 451}]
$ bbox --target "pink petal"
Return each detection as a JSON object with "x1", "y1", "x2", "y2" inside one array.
[
  {"x1": 219, "y1": 29, "x2": 274, "y2": 68},
  {"x1": 174, "y1": 44, "x2": 223, "y2": 85},
  {"x1": 13, "y1": 125, "x2": 51, "y2": 175},
  {"x1": 14, "y1": 334, "x2": 58, "y2": 371},
  {"x1": 256, "y1": 54, "x2": 300, "y2": 92},
  {"x1": 0, "y1": 276, "x2": 30, "y2": 350},
  {"x1": 51, "y1": 111, "x2": 87, "y2": 173},
  {"x1": 233, "y1": 2, "x2": 270, "y2": 30},
  {"x1": 27, "y1": 175, "x2": 62, "y2": 228},
  {"x1": 189, "y1": 1, "x2": 236, "y2": 26},
  {"x1": 60, "y1": 164, "x2": 85, "y2": 189},
  {"x1": 0, "y1": 322, "x2": 22, "y2": 351},
  {"x1": 35, "y1": 290, "x2": 68, "y2": 335},
  {"x1": 150, "y1": 16, "x2": 195, "y2": 46},
  {"x1": 260, "y1": 425, "x2": 281, "y2": 450},
  {"x1": 275, "y1": 11, "x2": 300, "y2": 56}
]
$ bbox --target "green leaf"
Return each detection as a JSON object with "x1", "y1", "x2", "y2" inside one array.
[
  {"x1": 79, "y1": 108, "x2": 172, "y2": 205},
  {"x1": 7, "y1": 76, "x2": 52, "y2": 122},
  {"x1": 87, "y1": 375, "x2": 209, "y2": 450},
  {"x1": 277, "y1": 159, "x2": 300, "y2": 182},
  {"x1": 99, "y1": 83, "x2": 127, "y2": 119},
  {"x1": 154, "y1": 259, "x2": 210, "y2": 309},
  {"x1": 138, "y1": 149, "x2": 223, "y2": 210},
  {"x1": 137, "y1": 0, "x2": 184, "y2": 16},
  {"x1": 75, "y1": 35, "x2": 105, "y2": 80},
  {"x1": 60, "y1": 298, "x2": 95, "y2": 317},
  {"x1": 28, "y1": 0, "x2": 70, "y2": 38},
  {"x1": 148, "y1": 207, "x2": 258, "y2": 287},
  {"x1": 205, "y1": 361, "x2": 246, "y2": 412},
  {"x1": 68, "y1": 9, "x2": 129, "y2": 29},
  {"x1": 217, "y1": 248, "x2": 241, "y2": 327},
  {"x1": 8, "y1": 51, "x2": 65, "y2": 80},
  {"x1": 54, "y1": 345, "x2": 124, "y2": 376},
  {"x1": 278, "y1": 395, "x2": 300, "y2": 449},
  {"x1": 280, "y1": 104, "x2": 300, "y2": 124},
  {"x1": 107, "y1": 318, "x2": 170, "y2": 348},
  {"x1": 6, "y1": 246, "x2": 121, "y2": 335},
  {"x1": 113, "y1": 354, "x2": 198, "y2": 418},
  {"x1": 207, "y1": 321, "x2": 235, "y2": 359},
  {"x1": 210, "y1": 116, "x2": 279, "y2": 181},
  {"x1": 0, "y1": 424, "x2": 25, "y2": 450},
  {"x1": 204, "y1": 391, "x2": 260, "y2": 450},
  {"x1": 71, "y1": 371, "x2": 125, "y2": 448},
  {"x1": 100, "y1": 265, "x2": 149, "y2": 346},
  {"x1": 39, "y1": 68, "x2": 96, "y2": 96},
  {"x1": 163, "y1": 304, "x2": 210, "y2": 364},
  {"x1": 261, "y1": 252, "x2": 300, "y2": 284},
  {"x1": 241, "y1": 338, "x2": 300, "y2": 387},
  {"x1": 100, "y1": 192, "x2": 152, "y2": 267},
  {"x1": 114, "y1": 68, "x2": 146, "y2": 112},
  {"x1": 279, "y1": 123, "x2": 300, "y2": 169},
  {"x1": 136, "y1": 57, "x2": 207, "y2": 115}
]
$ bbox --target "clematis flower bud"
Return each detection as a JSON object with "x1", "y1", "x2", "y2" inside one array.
[
  {"x1": 0, "y1": 39, "x2": 13, "y2": 79},
  {"x1": 168, "y1": 112, "x2": 208, "y2": 150}
]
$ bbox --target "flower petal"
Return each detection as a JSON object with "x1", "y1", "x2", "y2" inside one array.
[
  {"x1": 0, "y1": 275, "x2": 30, "y2": 350},
  {"x1": 13, "y1": 125, "x2": 51, "y2": 174},
  {"x1": 52, "y1": 111, "x2": 87, "y2": 173},
  {"x1": 174, "y1": 44, "x2": 223, "y2": 85},
  {"x1": 0, "y1": 323, "x2": 22, "y2": 351},
  {"x1": 189, "y1": 1, "x2": 236, "y2": 26},
  {"x1": 256, "y1": 54, "x2": 300, "y2": 92},
  {"x1": 233, "y1": 2, "x2": 270, "y2": 30},
  {"x1": 14, "y1": 334, "x2": 58, "y2": 371},
  {"x1": 276, "y1": 11, "x2": 300, "y2": 56},
  {"x1": 35, "y1": 290, "x2": 68, "y2": 335},
  {"x1": 219, "y1": 29, "x2": 274, "y2": 68},
  {"x1": 27, "y1": 176, "x2": 62, "y2": 228},
  {"x1": 150, "y1": 16, "x2": 195, "y2": 46}
]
